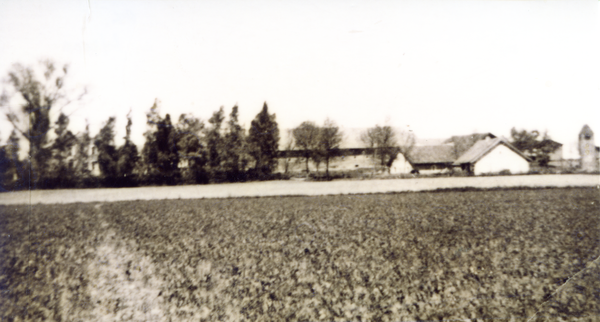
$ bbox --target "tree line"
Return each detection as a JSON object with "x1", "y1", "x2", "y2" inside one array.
[
  {"x1": 0, "y1": 60, "x2": 395, "y2": 191},
  {"x1": 0, "y1": 61, "x2": 560, "y2": 191},
  {"x1": 0, "y1": 61, "x2": 283, "y2": 190}
]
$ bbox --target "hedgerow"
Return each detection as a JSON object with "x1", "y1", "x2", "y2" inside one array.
[{"x1": 1, "y1": 188, "x2": 599, "y2": 321}]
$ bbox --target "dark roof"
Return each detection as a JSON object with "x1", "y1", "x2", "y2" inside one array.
[
  {"x1": 407, "y1": 145, "x2": 456, "y2": 164},
  {"x1": 539, "y1": 139, "x2": 563, "y2": 150},
  {"x1": 443, "y1": 133, "x2": 496, "y2": 157},
  {"x1": 453, "y1": 137, "x2": 531, "y2": 165}
]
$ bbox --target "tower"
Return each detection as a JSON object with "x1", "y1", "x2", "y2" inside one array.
[{"x1": 578, "y1": 125, "x2": 598, "y2": 172}]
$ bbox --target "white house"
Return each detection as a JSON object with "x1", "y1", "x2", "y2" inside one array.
[
  {"x1": 453, "y1": 137, "x2": 531, "y2": 175},
  {"x1": 389, "y1": 152, "x2": 413, "y2": 174}
]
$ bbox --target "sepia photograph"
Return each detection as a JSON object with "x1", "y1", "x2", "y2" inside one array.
[{"x1": 0, "y1": 0, "x2": 599, "y2": 320}]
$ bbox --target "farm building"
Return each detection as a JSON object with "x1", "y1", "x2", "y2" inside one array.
[
  {"x1": 276, "y1": 147, "x2": 411, "y2": 174},
  {"x1": 405, "y1": 133, "x2": 497, "y2": 174},
  {"x1": 540, "y1": 139, "x2": 563, "y2": 167},
  {"x1": 276, "y1": 132, "x2": 534, "y2": 176},
  {"x1": 453, "y1": 137, "x2": 531, "y2": 175},
  {"x1": 403, "y1": 144, "x2": 455, "y2": 174}
]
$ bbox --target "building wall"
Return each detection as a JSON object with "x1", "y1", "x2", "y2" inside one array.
[
  {"x1": 548, "y1": 146, "x2": 563, "y2": 162},
  {"x1": 277, "y1": 154, "x2": 376, "y2": 173},
  {"x1": 473, "y1": 144, "x2": 529, "y2": 175},
  {"x1": 412, "y1": 163, "x2": 453, "y2": 174},
  {"x1": 277, "y1": 152, "x2": 413, "y2": 174},
  {"x1": 389, "y1": 153, "x2": 413, "y2": 174},
  {"x1": 579, "y1": 140, "x2": 598, "y2": 172}
]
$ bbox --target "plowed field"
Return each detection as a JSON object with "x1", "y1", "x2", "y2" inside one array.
[{"x1": 1, "y1": 188, "x2": 599, "y2": 321}]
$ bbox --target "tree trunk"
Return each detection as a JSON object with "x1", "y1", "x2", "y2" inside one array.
[{"x1": 305, "y1": 157, "x2": 310, "y2": 173}]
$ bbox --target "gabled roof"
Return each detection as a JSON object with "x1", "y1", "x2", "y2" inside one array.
[
  {"x1": 407, "y1": 144, "x2": 456, "y2": 164},
  {"x1": 453, "y1": 137, "x2": 531, "y2": 165},
  {"x1": 443, "y1": 133, "x2": 496, "y2": 157}
]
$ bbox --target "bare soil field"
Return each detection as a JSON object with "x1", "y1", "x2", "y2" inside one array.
[
  {"x1": 0, "y1": 174, "x2": 598, "y2": 205},
  {"x1": 1, "y1": 188, "x2": 599, "y2": 321}
]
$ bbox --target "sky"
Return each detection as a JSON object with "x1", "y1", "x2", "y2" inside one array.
[{"x1": 0, "y1": 0, "x2": 599, "y2": 158}]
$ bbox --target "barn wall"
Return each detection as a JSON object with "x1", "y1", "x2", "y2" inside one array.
[
  {"x1": 276, "y1": 154, "x2": 379, "y2": 173},
  {"x1": 474, "y1": 144, "x2": 529, "y2": 175},
  {"x1": 548, "y1": 146, "x2": 563, "y2": 162},
  {"x1": 276, "y1": 152, "x2": 414, "y2": 174}
]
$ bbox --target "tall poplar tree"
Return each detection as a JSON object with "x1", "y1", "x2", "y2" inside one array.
[
  {"x1": 94, "y1": 117, "x2": 119, "y2": 185},
  {"x1": 49, "y1": 113, "x2": 77, "y2": 187},
  {"x1": 247, "y1": 102, "x2": 279, "y2": 176},
  {"x1": 223, "y1": 105, "x2": 247, "y2": 180},
  {"x1": 117, "y1": 111, "x2": 139, "y2": 186},
  {"x1": 74, "y1": 122, "x2": 92, "y2": 186},
  {"x1": 206, "y1": 107, "x2": 225, "y2": 175}
]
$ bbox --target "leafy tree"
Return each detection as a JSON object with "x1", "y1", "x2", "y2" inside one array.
[
  {"x1": 0, "y1": 61, "x2": 80, "y2": 188},
  {"x1": 117, "y1": 111, "x2": 139, "y2": 186},
  {"x1": 206, "y1": 107, "x2": 226, "y2": 175},
  {"x1": 141, "y1": 100, "x2": 180, "y2": 185},
  {"x1": 317, "y1": 118, "x2": 343, "y2": 178},
  {"x1": 49, "y1": 112, "x2": 77, "y2": 187},
  {"x1": 223, "y1": 105, "x2": 248, "y2": 181},
  {"x1": 94, "y1": 117, "x2": 119, "y2": 185},
  {"x1": 510, "y1": 128, "x2": 541, "y2": 152},
  {"x1": 141, "y1": 100, "x2": 161, "y2": 181},
  {"x1": 74, "y1": 122, "x2": 92, "y2": 186},
  {"x1": 156, "y1": 114, "x2": 180, "y2": 184},
  {"x1": 247, "y1": 102, "x2": 279, "y2": 175},
  {"x1": 292, "y1": 121, "x2": 320, "y2": 173},
  {"x1": 510, "y1": 128, "x2": 555, "y2": 167},
  {"x1": 175, "y1": 113, "x2": 208, "y2": 184}
]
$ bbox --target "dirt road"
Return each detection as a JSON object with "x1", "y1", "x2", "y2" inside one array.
[{"x1": 0, "y1": 174, "x2": 598, "y2": 205}]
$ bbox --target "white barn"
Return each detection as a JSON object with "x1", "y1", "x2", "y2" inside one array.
[{"x1": 453, "y1": 137, "x2": 531, "y2": 175}]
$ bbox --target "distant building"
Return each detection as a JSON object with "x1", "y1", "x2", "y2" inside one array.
[
  {"x1": 405, "y1": 133, "x2": 496, "y2": 174},
  {"x1": 276, "y1": 148, "x2": 396, "y2": 174},
  {"x1": 540, "y1": 139, "x2": 563, "y2": 167},
  {"x1": 404, "y1": 144, "x2": 455, "y2": 174},
  {"x1": 453, "y1": 137, "x2": 531, "y2": 175},
  {"x1": 276, "y1": 132, "x2": 533, "y2": 176},
  {"x1": 90, "y1": 146, "x2": 101, "y2": 177}
]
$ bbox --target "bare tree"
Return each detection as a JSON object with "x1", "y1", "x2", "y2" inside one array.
[
  {"x1": 317, "y1": 118, "x2": 343, "y2": 178},
  {"x1": 361, "y1": 125, "x2": 415, "y2": 173},
  {"x1": 396, "y1": 129, "x2": 416, "y2": 162},
  {"x1": 361, "y1": 125, "x2": 398, "y2": 169}
]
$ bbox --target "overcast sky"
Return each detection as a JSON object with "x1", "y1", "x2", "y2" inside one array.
[{"x1": 1, "y1": 0, "x2": 599, "y2": 158}]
